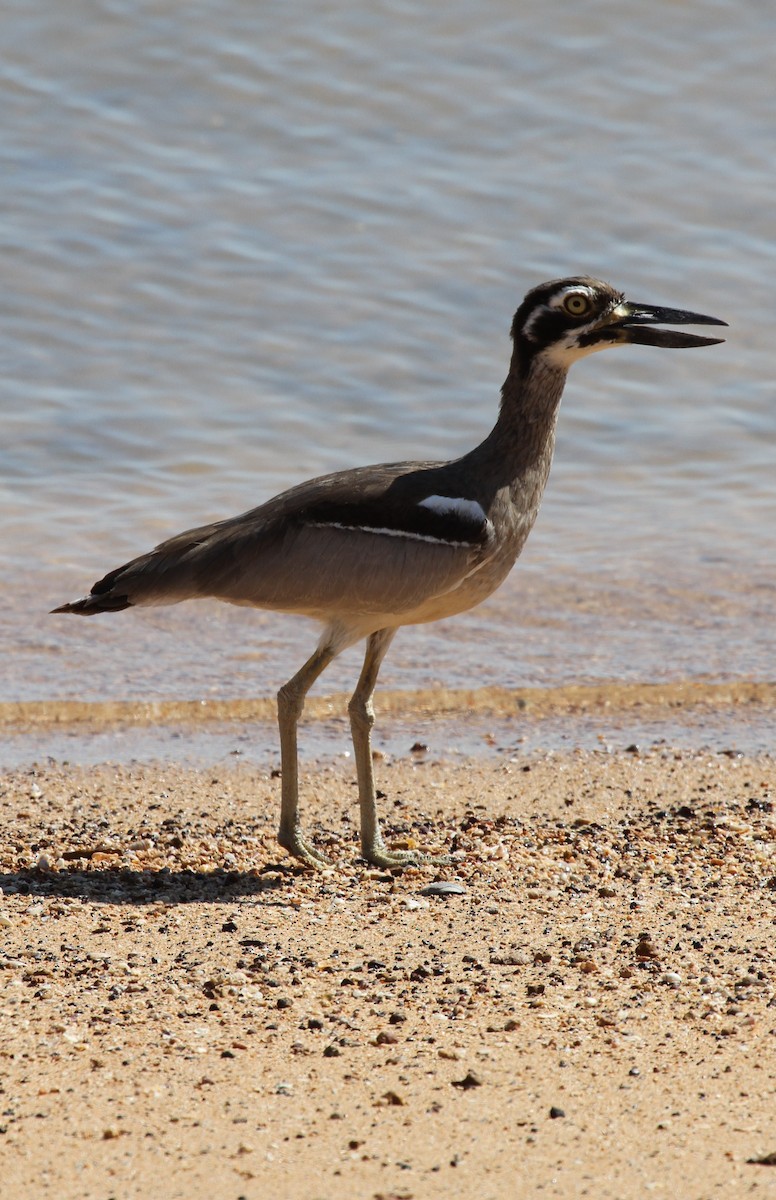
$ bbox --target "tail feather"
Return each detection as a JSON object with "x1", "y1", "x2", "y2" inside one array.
[
  {"x1": 51, "y1": 555, "x2": 140, "y2": 615},
  {"x1": 50, "y1": 528, "x2": 216, "y2": 616},
  {"x1": 51, "y1": 593, "x2": 133, "y2": 615},
  {"x1": 51, "y1": 512, "x2": 266, "y2": 617}
]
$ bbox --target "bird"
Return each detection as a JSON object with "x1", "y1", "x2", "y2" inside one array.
[{"x1": 52, "y1": 276, "x2": 726, "y2": 870}]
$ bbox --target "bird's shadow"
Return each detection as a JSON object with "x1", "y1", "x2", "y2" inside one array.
[{"x1": 0, "y1": 862, "x2": 306, "y2": 907}]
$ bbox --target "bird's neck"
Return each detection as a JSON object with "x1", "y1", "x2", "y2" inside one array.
[{"x1": 466, "y1": 352, "x2": 568, "y2": 497}]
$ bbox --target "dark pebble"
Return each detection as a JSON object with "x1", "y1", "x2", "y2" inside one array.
[
  {"x1": 451, "y1": 1071, "x2": 482, "y2": 1090},
  {"x1": 549, "y1": 1106, "x2": 565, "y2": 1119}
]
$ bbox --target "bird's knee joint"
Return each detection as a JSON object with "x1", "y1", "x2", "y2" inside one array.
[
  {"x1": 278, "y1": 683, "x2": 303, "y2": 722},
  {"x1": 348, "y1": 695, "x2": 374, "y2": 733}
]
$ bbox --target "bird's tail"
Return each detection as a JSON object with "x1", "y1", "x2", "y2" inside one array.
[
  {"x1": 50, "y1": 516, "x2": 231, "y2": 616},
  {"x1": 51, "y1": 557, "x2": 137, "y2": 613},
  {"x1": 51, "y1": 591, "x2": 133, "y2": 616}
]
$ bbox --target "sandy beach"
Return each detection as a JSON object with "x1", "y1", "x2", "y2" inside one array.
[{"x1": 1, "y1": 691, "x2": 774, "y2": 1199}]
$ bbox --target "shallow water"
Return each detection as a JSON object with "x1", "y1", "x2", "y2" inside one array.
[
  {"x1": 2, "y1": 0, "x2": 774, "y2": 706},
  {"x1": 6, "y1": 694, "x2": 776, "y2": 773}
]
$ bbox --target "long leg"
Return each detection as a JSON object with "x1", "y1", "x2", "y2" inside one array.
[
  {"x1": 348, "y1": 628, "x2": 396, "y2": 864},
  {"x1": 276, "y1": 642, "x2": 337, "y2": 868},
  {"x1": 349, "y1": 628, "x2": 446, "y2": 868}
]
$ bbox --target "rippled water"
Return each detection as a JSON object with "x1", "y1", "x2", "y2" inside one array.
[{"x1": 2, "y1": 0, "x2": 774, "y2": 704}]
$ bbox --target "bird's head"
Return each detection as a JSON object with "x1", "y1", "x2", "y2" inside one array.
[{"x1": 511, "y1": 276, "x2": 726, "y2": 374}]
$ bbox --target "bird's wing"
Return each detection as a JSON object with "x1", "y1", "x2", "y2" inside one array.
[{"x1": 73, "y1": 460, "x2": 496, "y2": 619}]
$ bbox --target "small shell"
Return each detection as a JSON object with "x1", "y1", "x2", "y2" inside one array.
[{"x1": 420, "y1": 881, "x2": 466, "y2": 898}]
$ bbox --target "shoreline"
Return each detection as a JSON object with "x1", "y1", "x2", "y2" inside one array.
[
  {"x1": 4, "y1": 677, "x2": 776, "y2": 731},
  {"x1": 4, "y1": 678, "x2": 776, "y2": 771}
]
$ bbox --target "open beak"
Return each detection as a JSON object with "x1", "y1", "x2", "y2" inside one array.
[{"x1": 611, "y1": 301, "x2": 728, "y2": 349}]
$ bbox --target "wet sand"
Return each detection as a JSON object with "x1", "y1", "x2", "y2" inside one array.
[
  {"x1": 1, "y1": 699, "x2": 775, "y2": 1198},
  {"x1": 5, "y1": 677, "x2": 776, "y2": 730}
]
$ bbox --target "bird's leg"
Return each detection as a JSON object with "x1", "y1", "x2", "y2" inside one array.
[
  {"x1": 349, "y1": 628, "x2": 444, "y2": 868},
  {"x1": 276, "y1": 643, "x2": 336, "y2": 869},
  {"x1": 348, "y1": 629, "x2": 401, "y2": 864}
]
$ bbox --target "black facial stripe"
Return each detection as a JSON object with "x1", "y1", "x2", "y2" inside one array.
[
  {"x1": 511, "y1": 278, "x2": 624, "y2": 348},
  {"x1": 514, "y1": 309, "x2": 582, "y2": 355},
  {"x1": 576, "y1": 328, "x2": 618, "y2": 348}
]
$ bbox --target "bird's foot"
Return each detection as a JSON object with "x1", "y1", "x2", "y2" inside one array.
[
  {"x1": 361, "y1": 840, "x2": 451, "y2": 870},
  {"x1": 278, "y1": 828, "x2": 332, "y2": 871}
]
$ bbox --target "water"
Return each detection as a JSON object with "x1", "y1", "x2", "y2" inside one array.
[
  {"x1": 5, "y1": 706, "x2": 776, "y2": 772},
  {"x1": 2, "y1": 0, "x2": 775, "y2": 707}
]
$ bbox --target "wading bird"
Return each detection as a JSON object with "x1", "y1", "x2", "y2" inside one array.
[{"x1": 53, "y1": 277, "x2": 725, "y2": 868}]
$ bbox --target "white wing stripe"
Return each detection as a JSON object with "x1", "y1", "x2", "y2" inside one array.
[{"x1": 305, "y1": 520, "x2": 476, "y2": 549}]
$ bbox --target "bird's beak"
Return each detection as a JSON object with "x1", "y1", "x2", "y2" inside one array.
[{"x1": 609, "y1": 301, "x2": 728, "y2": 349}]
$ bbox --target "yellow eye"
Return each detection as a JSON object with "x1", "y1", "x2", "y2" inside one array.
[{"x1": 562, "y1": 291, "x2": 593, "y2": 317}]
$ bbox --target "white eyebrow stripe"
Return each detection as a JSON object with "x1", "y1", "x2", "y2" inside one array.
[
  {"x1": 417, "y1": 495, "x2": 487, "y2": 524},
  {"x1": 548, "y1": 284, "x2": 596, "y2": 310}
]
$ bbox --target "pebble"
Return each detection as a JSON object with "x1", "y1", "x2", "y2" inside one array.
[
  {"x1": 451, "y1": 1070, "x2": 482, "y2": 1089},
  {"x1": 1, "y1": 752, "x2": 772, "y2": 1191},
  {"x1": 421, "y1": 882, "x2": 466, "y2": 898}
]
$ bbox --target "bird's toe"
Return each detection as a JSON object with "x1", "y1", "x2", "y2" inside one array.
[
  {"x1": 278, "y1": 829, "x2": 332, "y2": 871},
  {"x1": 360, "y1": 840, "x2": 451, "y2": 870}
]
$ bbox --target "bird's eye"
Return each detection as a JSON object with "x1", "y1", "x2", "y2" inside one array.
[{"x1": 562, "y1": 292, "x2": 593, "y2": 317}]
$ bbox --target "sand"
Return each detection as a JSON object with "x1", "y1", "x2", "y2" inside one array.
[{"x1": 1, "y1": 702, "x2": 775, "y2": 1199}]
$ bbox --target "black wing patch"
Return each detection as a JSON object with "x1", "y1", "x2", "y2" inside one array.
[{"x1": 299, "y1": 493, "x2": 492, "y2": 547}]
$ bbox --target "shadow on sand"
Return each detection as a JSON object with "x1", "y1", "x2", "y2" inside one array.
[{"x1": 0, "y1": 861, "x2": 308, "y2": 906}]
